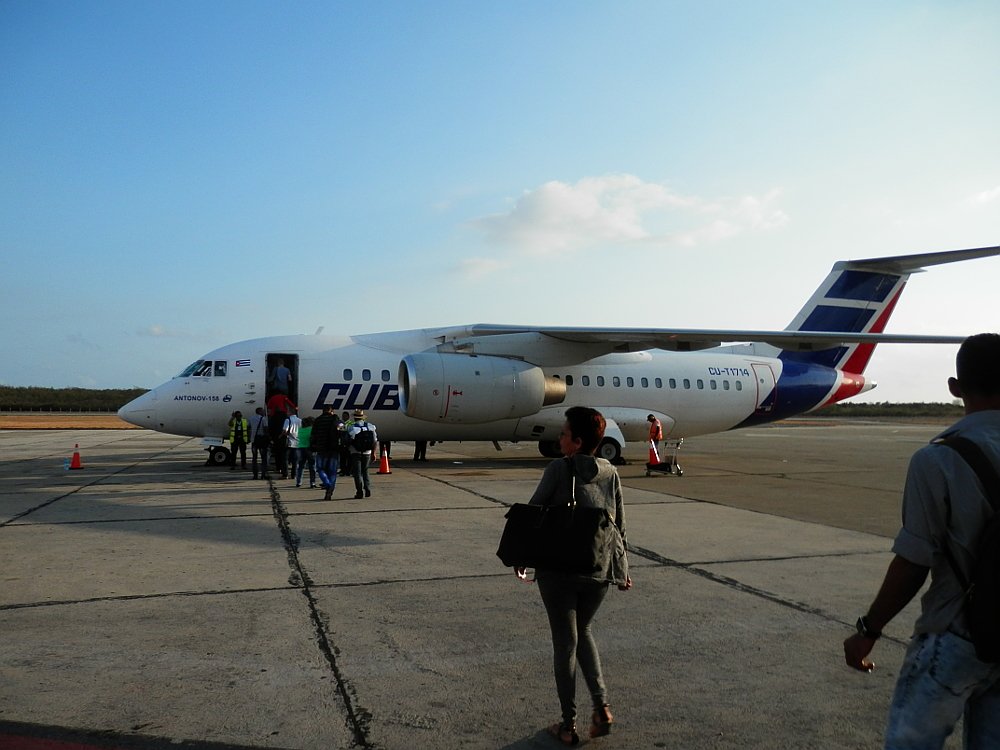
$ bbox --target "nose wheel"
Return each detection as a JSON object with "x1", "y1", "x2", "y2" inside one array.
[{"x1": 206, "y1": 446, "x2": 232, "y2": 466}]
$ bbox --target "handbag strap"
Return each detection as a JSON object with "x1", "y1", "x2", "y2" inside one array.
[{"x1": 564, "y1": 456, "x2": 577, "y2": 508}]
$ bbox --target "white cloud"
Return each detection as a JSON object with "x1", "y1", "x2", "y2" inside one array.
[
  {"x1": 454, "y1": 257, "x2": 506, "y2": 280},
  {"x1": 970, "y1": 185, "x2": 1000, "y2": 205},
  {"x1": 469, "y1": 174, "x2": 787, "y2": 254},
  {"x1": 136, "y1": 325, "x2": 185, "y2": 338}
]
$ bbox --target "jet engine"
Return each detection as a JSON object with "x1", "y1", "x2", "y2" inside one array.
[{"x1": 399, "y1": 353, "x2": 566, "y2": 423}]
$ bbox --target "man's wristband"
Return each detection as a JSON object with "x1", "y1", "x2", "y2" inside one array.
[{"x1": 856, "y1": 616, "x2": 881, "y2": 640}]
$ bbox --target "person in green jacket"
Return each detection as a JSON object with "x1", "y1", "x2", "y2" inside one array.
[{"x1": 295, "y1": 417, "x2": 316, "y2": 488}]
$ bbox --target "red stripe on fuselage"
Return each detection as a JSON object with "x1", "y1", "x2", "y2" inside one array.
[{"x1": 822, "y1": 372, "x2": 868, "y2": 407}]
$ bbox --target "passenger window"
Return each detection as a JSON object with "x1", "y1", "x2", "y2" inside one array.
[
  {"x1": 362, "y1": 369, "x2": 371, "y2": 381},
  {"x1": 381, "y1": 369, "x2": 390, "y2": 382},
  {"x1": 582, "y1": 376, "x2": 590, "y2": 386},
  {"x1": 655, "y1": 378, "x2": 663, "y2": 388},
  {"x1": 343, "y1": 369, "x2": 353, "y2": 380},
  {"x1": 641, "y1": 377, "x2": 648, "y2": 388},
  {"x1": 697, "y1": 379, "x2": 704, "y2": 389},
  {"x1": 566, "y1": 375, "x2": 574, "y2": 386},
  {"x1": 612, "y1": 376, "x2": 621, "y2": 387},
  {"x1": 683, "y1": 378, "x2": 691, "y2": 389},
  {"x1": 710, "y1": 380, "x2": 717, "y2": 390},
  {"x1": 596, "y1": 376, "x2": 605, "y2": 387},
  {"x1": 723, "y1": 380, "x2": 730, "y2": 390},
  {"x1": 736, "y1": 381, "x2": 743, "y2": 391},
  {"x1": 214, "y1": 361, "x2": 227, "y2": 377},
  {"x1": 626, "y1": 377, "x2": 634, "y2": 387},
  {"x1": 669, "y1": 378, "x2": 677, "y2": 389}
]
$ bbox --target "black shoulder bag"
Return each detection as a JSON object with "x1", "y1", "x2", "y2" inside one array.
[{"x1": 496, "y1": 458, "x2": 612, "y2": 575}]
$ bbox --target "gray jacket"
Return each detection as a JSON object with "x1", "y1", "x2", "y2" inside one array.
[{"x1": 529, "y1": 454, "x2": 629, "y2": 585}]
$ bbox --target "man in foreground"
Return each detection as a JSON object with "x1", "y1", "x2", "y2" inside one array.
[{"x1": 843, "y1": 333, "x2": 1000, "y2": 748}]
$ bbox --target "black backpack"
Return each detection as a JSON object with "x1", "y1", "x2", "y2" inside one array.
[
  {"x1": 351, "y1": 424, "x2": 376, "y2": 452},
  {"x1": 938, "y1": 436, "x2": 1000, "y2": 662}
]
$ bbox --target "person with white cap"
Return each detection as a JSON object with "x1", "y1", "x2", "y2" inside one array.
[{"x1": 347, "y1": 408, "x2": 378, "y2": 499}]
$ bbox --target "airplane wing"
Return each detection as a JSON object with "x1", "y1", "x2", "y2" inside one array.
[
  {"x1": 450, "y1": 244, "x2": 1000, "y2": 357},
  {"x1": 461, "y1": 325, "x2": 966, "y2": 352}
]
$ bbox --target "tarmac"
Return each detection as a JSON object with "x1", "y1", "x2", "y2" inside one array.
[{"x1": 0, "y1": 419, "x2": 965, "y2": 750}]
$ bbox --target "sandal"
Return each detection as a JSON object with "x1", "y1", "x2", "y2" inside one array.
[
  {"x1": 589, "y1": 704, "x2": 614, "y2": 738},
  {"x1": 547, "y1": 720, "x2": 580, "y2": 746}
]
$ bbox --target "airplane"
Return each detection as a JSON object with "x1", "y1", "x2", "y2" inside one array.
[{"x1": 119, "y1": 245, "x2": 1000, "y2": 467}]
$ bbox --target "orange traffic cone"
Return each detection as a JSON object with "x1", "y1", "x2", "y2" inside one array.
[
  {"x1": 647, "y1": 440, "x2": 660, "y2": 466},
  {"x1": 377, "y1": 451, "x2": 392, "y2": 475},
  {"x1": 69, "y1": 444, "x2": 84, "y2": 470}
]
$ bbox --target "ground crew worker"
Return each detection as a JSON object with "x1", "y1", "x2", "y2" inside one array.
[
  {"x1": 647, "y1": 414, "x2": 663, "y2": 454},
  {"x1": 228, "y1": 411, "x2": 249, "y2": 470}
]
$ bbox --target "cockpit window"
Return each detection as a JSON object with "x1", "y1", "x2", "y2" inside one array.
[
  {"x1": 214, "y1": 361, "x2": 227, "y2": 377},
  {"x1": 179, "y1": 360, "x2": 214, "y2": 377},
  {"x1": 179, "y1": 360, "x2": 205, "y2": 377}
]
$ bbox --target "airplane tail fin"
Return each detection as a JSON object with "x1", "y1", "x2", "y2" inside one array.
[{"x1": 778, "y1": 245, "x2": 1000, "y2": 374}]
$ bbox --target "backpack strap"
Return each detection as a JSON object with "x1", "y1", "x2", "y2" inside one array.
[
  {"x1": 938, "y1": 437, "x2": 1000, "y2": 513},
  {"x1": 935, "y1": 436, "x2": 1000, "y2": 594}
]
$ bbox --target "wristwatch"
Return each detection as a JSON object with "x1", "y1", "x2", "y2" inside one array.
[{"x1": 856, "y1": 616, "x2": 881, "y2": 640}]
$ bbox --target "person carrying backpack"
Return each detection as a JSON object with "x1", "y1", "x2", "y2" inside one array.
[
  {"x1": 348, "y1": 408, "x2": 378, "y2": 499},
  {"x1": 843, "y1": 333, "x2": 1000, "y2": 749}
]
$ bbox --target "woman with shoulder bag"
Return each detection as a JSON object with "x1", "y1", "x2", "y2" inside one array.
[{"x1": 516, "y1": 406, "x2": 632, "y2": 745}]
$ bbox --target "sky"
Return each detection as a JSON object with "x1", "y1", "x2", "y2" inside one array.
[{"x1": 2, "y1": 1, "x2": 999, "y2": 402}]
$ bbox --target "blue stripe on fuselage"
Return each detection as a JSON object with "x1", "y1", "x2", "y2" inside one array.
[{"x1": 733, "y1": 360, "x2": 838, "y2": 429}]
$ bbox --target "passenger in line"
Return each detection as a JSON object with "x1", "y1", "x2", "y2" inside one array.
[
  {"x1": 843, "y1": 333, "x2": 1000, "y2": 749},
  {"x1": 295, "y1": 417, "x2": 316, "y2": 489},
  {"x1": 249, "y1": 407, "x2": 270, "y2": 480},
  {"x1": 227, "y1": 411, "x2": 248, "y2": 470},
  {"x1": 339, "y1": 410, "x2": 353, "y2": 476},
  {"x1": 283, "y1": 407, "x2": 302, "y2": 481},
  {"x1": 311, "y1": 404, "x2": 341, "y2": 501},
  {"x1": 267, "y1": 393, "x2": 296, "y2": 479},
  {"x1": 348, "y1": 408, "x2": 378, "y2": 499},
  {"x1": 517, "y1": 406, "x2": 632, "y2": 745},
  {"x1": 268, "y1": 357, "x2": 292, "y2": 395}
]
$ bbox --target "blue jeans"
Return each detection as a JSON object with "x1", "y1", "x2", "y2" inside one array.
[
  {"x1": 315, "y1": 453, "x2": 339, "y2": 490},
  {"x1": 885, "y1": 631, "x2": 1000, "y2": 749},
  {"x1": 294, "y1": 448, "x2": 315, "y2": 486}
]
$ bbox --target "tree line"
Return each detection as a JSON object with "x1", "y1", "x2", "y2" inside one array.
[
  {"x1": 0, "y1": 386, "x2": 149, "y2": 412},
  {"x1": 816, "y1": 401, "x2": 963, "y2": 418}
]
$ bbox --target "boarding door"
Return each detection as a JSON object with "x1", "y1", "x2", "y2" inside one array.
[
  {"x1": 752, "y1": 363, "x2": 777, "y2": 415},
  {"x1": 265, "y1": 353, "x2": 300, "y2": 407}
]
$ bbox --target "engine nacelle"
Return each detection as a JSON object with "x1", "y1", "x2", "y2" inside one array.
[{"x1": 399, "y1": 353, "x2": 566, "y2": 423}]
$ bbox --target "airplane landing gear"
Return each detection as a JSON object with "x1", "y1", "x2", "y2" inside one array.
[{"x1": 206, "y1": 446, "x2": 231, "y2": 466}]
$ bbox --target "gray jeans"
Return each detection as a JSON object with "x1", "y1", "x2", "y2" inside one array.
[{"x1": 537, "y1": 575, "x2": 610, "y2": 725}]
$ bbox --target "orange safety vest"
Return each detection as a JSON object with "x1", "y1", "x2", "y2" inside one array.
[{"x1": 649, "y1": 418, "x2": 663, "y2": 441}]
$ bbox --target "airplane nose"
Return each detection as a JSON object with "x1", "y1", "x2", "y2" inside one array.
[{"x1": 118, "y1": 389, "x2": 157, "y2": 428}]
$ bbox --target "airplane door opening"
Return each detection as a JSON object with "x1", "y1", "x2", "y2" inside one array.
[
  {"x1": 265, "y1": 353, "x2": 300, "y2": 408},
  {"x1": 752, "y1": 363, "x2": 777, "y2": 414}
]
